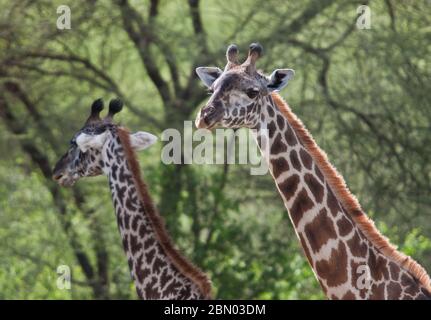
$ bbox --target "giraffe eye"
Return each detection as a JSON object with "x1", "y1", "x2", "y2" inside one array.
[{"x1": 246, "y1": 88, "x2": 259, "y2": 99}]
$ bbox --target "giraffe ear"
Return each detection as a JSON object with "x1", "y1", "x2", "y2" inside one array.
[
  {"x1": 267, "y1": 69, "x2": 295, "y2": 92},
  {"x1": 196, "y1": 67, "x2": 223, "y2": 88},
  {"x1": 130, "y1": 131, "x2": 158, "y2": 151},
  {"x1": 76, "y1": 131, "x2": 109, "y2": 152}
]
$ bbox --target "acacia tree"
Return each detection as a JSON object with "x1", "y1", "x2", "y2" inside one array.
[{"x1": 0, "y1": 0, "x2": 430, "y2": 298}]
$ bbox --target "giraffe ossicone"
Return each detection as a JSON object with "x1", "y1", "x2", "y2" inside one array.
[
  {"x1": 52, "y1": 98, "x2": 212, "y2": 299},
  {"x1": 194, "y1": 43, "x2": 431, "y2": 300}
]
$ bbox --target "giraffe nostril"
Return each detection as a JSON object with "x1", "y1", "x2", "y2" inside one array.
[
  {"x1": 204, "y1": 106, "x2": 216, "y2": 116},
  {"x1": 53, "y1": 173, "x2": 63, "y2": 181},
  {"x1": 199, "y1": 105, "x2": 222, "y2": 129}
]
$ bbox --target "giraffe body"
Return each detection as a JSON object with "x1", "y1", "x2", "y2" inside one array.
[
  {"x1": 105, "y1": 128, "x2": 209, "y2": 299},
  {"x1": 53, "y1": 99, "x2": 211, "y2": 299},
  {"x1": 255, "y1": 94, "x2": 431, "y2": 299},
  {"x1": 194, "y1": 43, "x2": 431, "y2": 299}
]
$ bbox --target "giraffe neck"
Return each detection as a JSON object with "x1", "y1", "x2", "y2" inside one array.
[
  {"x1": 252, "y1": 93, "x2": 431, "y2": 300},
  {"x1": 103, "y1": 128, "x2": 211, "y2": 299}
]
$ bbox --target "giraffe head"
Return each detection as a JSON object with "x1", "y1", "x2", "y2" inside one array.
[
  {"x1": 52, "y1": 98, "x2": 157, "y2": 187},
  {"x1": 195, "y1": 43, "x2": 295, "y2": 129}
]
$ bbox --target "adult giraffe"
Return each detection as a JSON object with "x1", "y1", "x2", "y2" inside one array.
[
  {"x1": 52, "y1": 98, "x2": 211, "y2": 299},
  {"x1": 194, "y1": 43, "x2": 431, "y2": 299}
]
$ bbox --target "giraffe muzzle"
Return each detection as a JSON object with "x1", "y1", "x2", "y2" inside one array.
[
  {"x1": 52, "y1": 172, "x2": 77, "y2": 187},
  {"x1": 195, "y1": 106, "x2": 222, "y2": 129},
  {"x1": 52, "y1": 173, "x2": 63, "y2": 181}
]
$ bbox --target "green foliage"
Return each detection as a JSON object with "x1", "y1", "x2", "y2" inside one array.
[{"x1": 0, "y1": 0, "x2": 430, "y2": 299}]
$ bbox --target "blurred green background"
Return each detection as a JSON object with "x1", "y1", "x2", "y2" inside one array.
[{"x1": 0, "y1": 0, "x2": 430, "y2": 299}]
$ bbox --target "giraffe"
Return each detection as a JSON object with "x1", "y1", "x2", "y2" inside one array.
[
  {"x1": 194, "y1": 43, "x2": 431, "y2": 300},
  {"x1": 52, "y1": 98, "x2": 211, "y2": 299}
]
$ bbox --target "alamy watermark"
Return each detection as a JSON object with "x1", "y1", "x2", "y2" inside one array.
[
  {"x1": 56, "y1": 264, "x2": 71, "y2": 290},
  {"x1": 356, "y1": 265, "x2": 372, "y2": 290},
  {"x1": 160, "y1": 121, "x2": 269, "y2": 175},
  {"x1": 56, "y1": 5, "x2": 371, "y2": 31},
  {"x1": 56, "y1": 5, "x2": 71, "y2": 30},
  {"x1": 356, "y1": 5, "x2": 371, "y2": 30}
]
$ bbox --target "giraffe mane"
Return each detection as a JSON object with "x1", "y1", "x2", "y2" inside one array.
[
  {"x1": 117, "y1": 127, "x2": 212, "y2": 299},
  {"x1": 271, "y1": 92, "x2": 431, "y2": 292}
]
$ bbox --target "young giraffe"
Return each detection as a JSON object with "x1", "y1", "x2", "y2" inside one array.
[
  {"x1": 52, "y1": 99, "x2": 211, "y2": 299},
  {"x1": 194, "y1": 43, "x2": 431, "y2": 299}
]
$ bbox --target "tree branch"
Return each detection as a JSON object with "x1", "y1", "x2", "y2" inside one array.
[
  {"x1": 149, "y1": 0, "x2": 159, "y2": 19},
  {"x1": 385, "y1": 0, "x2": 396, "y2": 32},
  {"x1": 0, "y1": 93, "x2": 106, "y2": 297},
  {"x1": 116, "y1": 0, "x2": 173, "y2": 104},
  {"x1": 7, "y1": 53, "x2": 162, "y2": 128}
]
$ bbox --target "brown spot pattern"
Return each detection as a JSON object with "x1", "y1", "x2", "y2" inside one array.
[
  {"x1": 276, "y1": 114, "x2": 285, "y2": 131},
  {"x1": 401, "y1": 273, "x2": 420, "y2": 296},
  {"x1": 303, "y1": 208, "x2": 337, "y2": 254},
  {"x1": 315, "y1": 165, "x2": 324, "y2": 182},
  {"x1": 270, "y1": 157, "x2": 289, "y2": 179},
  {"x1": 278, "y1": 174, "x2": 300, "y2": 202},
  {"x1": 387, "y1": 281, "x2": 402, "y2": 300},
  {"x1": 267, "y1": 105, "x2": 275, "y2": 117},
  {"x1": 341, "y1": 290, "x2": 356, "y2": 300},
  {"x1": 315, "y1": 241, "x2": 348, "y2": 287},
  {"x1": 326, "y1": 185, "x2": 341, "y2": 216},
  {"x1": 304, "y1": 173, "x2": 324, "y2": 203},
  {"x1": 299, "y1": 149, "x2": 312, "y2": 170},
  {"x1": 135, "y1": 254, "x2": 145, "y2": 283},
  {"x1": 153, "y1": 257, "x2": 164, "y2": 274},
  {"x1": 369, "y1": 283, "x2": 385, "y2": 300},
  {"x1": 389, "y1": 261, "x2": 400, "y2": 280},
  {"x1": 290, "y1": 188, "x2": 314, "y2": 227},
  {"x1": 270, "y1": 133, "x2": 287, "y2": 154},
  {"x1": 285, "y1": 124, "x2": 298, "y2": 146},
  {"x1": 347, "y1": 231, "x2": 368, "y2": 258},
  {"x1": 145, "y1": 248, "x2": 155, "y2": 264},
  {"x1": 298, "y1": 233, "x2": 313, "y2": 266},
  {"x1": 369, "y1": 250, "x2": 389, "y2": 281},
  {"x1": 336, "y1": 216, "x2": 353, "y2": 237},
  {"x1": 267, "y1": 121, "x2": 276, "y2": 139},
  {"x1": 129, "y1": 234, "x2": 142, "y2": 254},
  {"x1": 289, "y1": 150, "x2": 301, "y2": 171}
]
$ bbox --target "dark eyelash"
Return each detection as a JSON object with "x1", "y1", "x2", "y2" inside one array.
[{"x1": 246, "y1": 88, "x2": 259, "y2": 99}]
